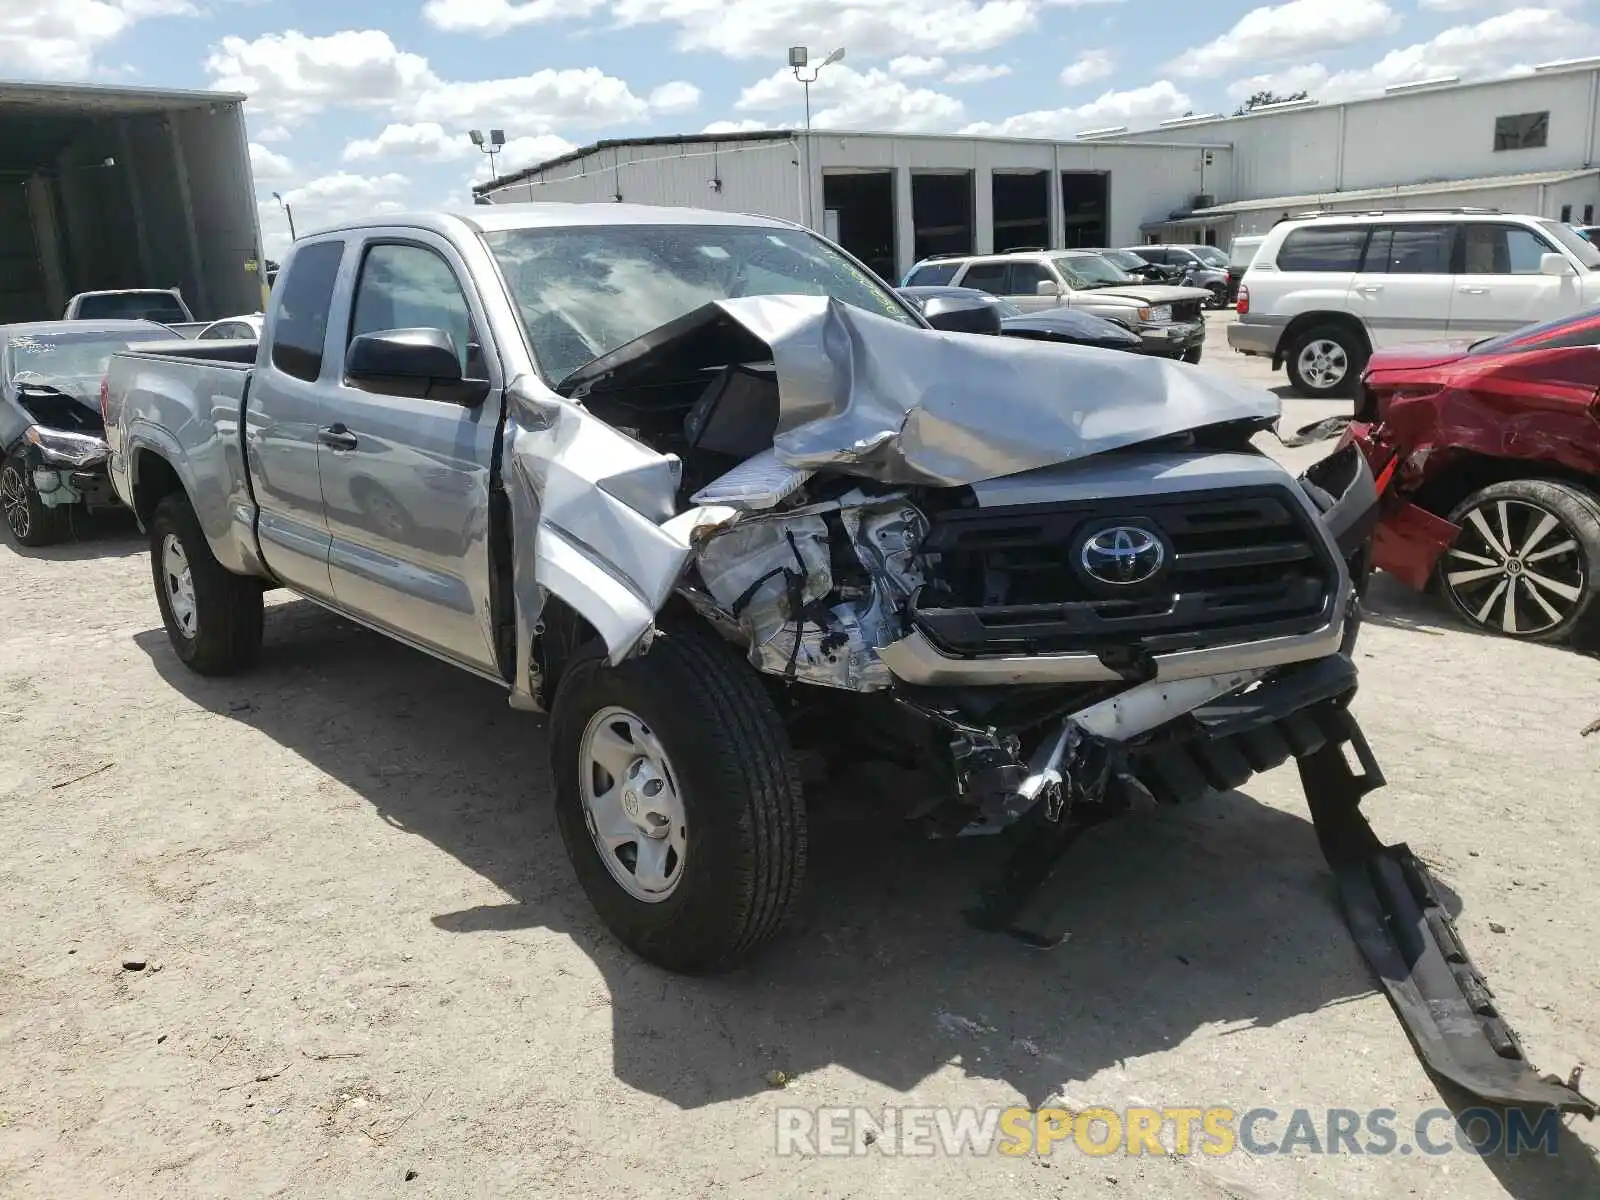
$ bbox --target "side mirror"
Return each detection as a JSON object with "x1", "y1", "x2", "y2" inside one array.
[
  {"x1": 347, "y1": 327, "x2": 464, "y2": 381},
  {"x1": 921, "y1": 296, "x2": 1004, "y2": 336},
  {"x1": 1540, "y1": 252, "x2": 1577, "y2": 277},
  {"x1": 1035, "y1": 279, "x2": 1062, "y2": 297}
]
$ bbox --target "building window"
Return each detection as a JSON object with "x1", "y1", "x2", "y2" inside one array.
[
  {"x1": 1561, "y1": 204, "x2": 1573, "y2": 223},
  {"x1": 1493, "y1": 111, "x2": 1548, "y2": 152},
  {"x1": 1586, "y1": 204, "x2": 1595, "y2": 224}
]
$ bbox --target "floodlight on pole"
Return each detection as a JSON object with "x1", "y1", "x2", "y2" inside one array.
[
  {"x1": 469, "y1": 128, "x2": 506, "y2": 183},
  {"x1": 272, "y1": 190, "x2": 296, "y2": 241},
  {"x1": 789, "y1": 44, "x2": 844, "y2": 229}
]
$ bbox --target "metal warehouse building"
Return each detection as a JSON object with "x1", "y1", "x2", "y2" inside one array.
[
  {"x1": 473, "y1": 130, "x2": 1228, "y2": 282},
  {"x1": 473, "y1": 56, "x2": 1600, "y2": 278}
]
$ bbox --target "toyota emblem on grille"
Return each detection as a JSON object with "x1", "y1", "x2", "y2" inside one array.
[{"x1": 1080, "y1": 526, "x2": 1165, "y2": 585}]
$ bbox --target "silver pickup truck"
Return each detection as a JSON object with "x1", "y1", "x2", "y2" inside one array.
[{"x1": 98, "y1": 203, "x2": 1594, "y2": 1114}]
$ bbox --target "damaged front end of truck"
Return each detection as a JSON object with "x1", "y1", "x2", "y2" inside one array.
[{"x1": 500, "y1": 295, "x2": 1592, "y2": 1117}]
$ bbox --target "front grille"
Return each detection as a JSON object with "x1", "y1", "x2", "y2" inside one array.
[
  {"x1": 912, "y1": 487, "x2": 1336, "y2": 657},
  {"x1": 1171, "y1": 298, "x2": 1203, "y2": 322}
]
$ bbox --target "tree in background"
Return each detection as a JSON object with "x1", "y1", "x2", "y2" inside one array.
[{"x1": 1233, "y1": 90, "x2": 1310, "y2": 115}]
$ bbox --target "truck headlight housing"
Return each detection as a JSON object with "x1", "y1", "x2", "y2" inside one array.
[
  {"x1": 1149, "y1": 304, "x2": 1173, "y2": 323},
  {"x1": 24, "y1": 424, "x2": 110, "y2": 468}
]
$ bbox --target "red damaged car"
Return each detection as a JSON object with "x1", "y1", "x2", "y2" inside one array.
[{"x1": 1340, "y1": 308, "x2": 1600, "y2": 644}]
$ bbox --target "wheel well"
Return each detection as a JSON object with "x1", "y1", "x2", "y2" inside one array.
[
  {"x1": 1409, "y1": 451, "x2": 1600, "y2": 519},
  {"x1": 130, "y1": 450, "x2": 183, "y2": 526},
  {"x1": 1274, "y1": 312, "x2": 1371, "y2": 369},
  {"x1": 534, "y1": 596, "x2": 604, "y2": 706}
]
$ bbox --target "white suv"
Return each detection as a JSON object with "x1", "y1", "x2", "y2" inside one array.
[{"x1": 1228, "y1": 210, "x2": 1600, "y2": 397}]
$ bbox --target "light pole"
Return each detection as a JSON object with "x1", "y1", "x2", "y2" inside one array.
[
  {"x1": 469, "y1": 129, "x2": 507, "y2": 184},
  {"x1": 788, "y1": 45, "x2": 844, "y2": 228},
  {"x1": 272, "y1": 191, "x2": 296, "y2": 241}
]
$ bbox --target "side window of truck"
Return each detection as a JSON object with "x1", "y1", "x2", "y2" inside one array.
[
  {"x1": 349, "y1": 243, "x2": 479, "y2": 378},
  {"x1": 271, "y1": 241, "x2": 346, "y2": 382}
]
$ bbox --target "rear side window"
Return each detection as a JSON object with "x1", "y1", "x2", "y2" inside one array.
[
  {"x1": 271, "y1": 241, "x2": 346, "y2": 382},
  {"x1": 958, "y1": 262, "x2": 1010, "y2": 294},
  {"x1": 1461, "y1": 224, "x2": 1557, "y2": 275},
  {"x1": 905, "y1": 262, "x2": 959, "y2": 286},
  {"x1": 1276, "y1": 226, "x2": 1367, "y2": 272},
  {"x1": 1359, "y1": 224, "x2": 1454, "y2": 274},
  {"x1": 76, "y1": 292, "x2": 187, "y2": 323}
]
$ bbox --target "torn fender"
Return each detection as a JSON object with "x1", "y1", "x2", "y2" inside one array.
[
  {"x1": 500, "y1": 374, "x2": 737, "y2": 706},
  {"x1": 560, "y1": 295, "x2": 1282, "y2": 488}
]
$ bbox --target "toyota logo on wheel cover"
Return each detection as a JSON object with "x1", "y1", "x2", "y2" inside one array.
[{"x1": 1080, "y1": 526, "x2": 1165, "y2": 585}]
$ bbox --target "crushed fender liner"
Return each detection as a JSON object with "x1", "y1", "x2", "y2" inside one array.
[{"x1": 1301, "y1": 739, "x2": 1597, "y2": 1117}]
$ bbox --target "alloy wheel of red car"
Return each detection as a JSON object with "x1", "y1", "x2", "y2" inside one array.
[{"x1": 1441, "y1": 486, "x2": 1594, "y2": 640}]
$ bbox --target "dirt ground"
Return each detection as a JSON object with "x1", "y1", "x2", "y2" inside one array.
[{"x1": 2, "y1": 313, "x2": 1598, "y2": 1199}]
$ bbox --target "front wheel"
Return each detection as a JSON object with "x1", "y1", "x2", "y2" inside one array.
[
  {"x1": 549, "y1": 626, "x2": 806, "y2": 973},
  {"x1": 1438, "y1": 480, "x2": 1600, "y2": 644},
  {"x1": 150, "y1": 491, "x2": 264, "y2": 674},
  {"x1": 1, "y1": 453, "x2": 70, "y2": 547},
  {"x1": 1285, "y1": 325, "x2": 1366, "y2": 398}
]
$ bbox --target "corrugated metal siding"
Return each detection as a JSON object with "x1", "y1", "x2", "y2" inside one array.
[
  {"x1": 486, "y1": 137, "x2": 804, "y2": 223},
  {"x1": 172, "y1": 104, "x2": 264, "y2": 317}
]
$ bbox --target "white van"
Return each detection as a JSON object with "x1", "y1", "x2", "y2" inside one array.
[{"x1": 1226, "y1": 211, "x2": 1600, "y2": 396}]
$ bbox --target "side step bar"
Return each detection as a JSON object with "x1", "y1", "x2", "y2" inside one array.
[{"x1": 1300, "y1": 733, "x2": 1596, "y2": 1117}]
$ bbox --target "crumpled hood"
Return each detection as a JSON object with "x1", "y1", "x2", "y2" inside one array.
[
  {"x1": 560, "y1": 294, "x2": 1278, "y2": 488},
  {"x1": 1083, "y1": 284, "x2": 1215, "y2": 306}
]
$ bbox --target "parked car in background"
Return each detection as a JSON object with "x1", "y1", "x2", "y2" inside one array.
[
  {"x1": 1339, "y1": 306, "x2": 1600, "y2": 644},
  {"x1": 1230, "y1": 210, "x2": 1600, "y2": 398},
  {"x1": 1574, "y1": 226, "x2": 1600, "y2": 242},
  {"x1": 196, "y1": 314, "x2": 265, "y2": 342},
  {"x1": 1121, "y1": 245, "x2": 1231, "y2": 308},
  {"x1": 897, "y1": 285, "x2": 1143, "y2": 352},
  {"x1": 1, "y1": 320, "x2": 176, "y2": 545},
  {"x1": 1085, "y1": 247, "x2": 1179, "y2": 283},
  {"x1": 902, "y1": 250, "x2": 1211, "y2": 361},
  {"x1": 63, "y1": 288, "x2": 205, "y2": 338},
  {"x1": 1225, "y1": 235, "x2": 1265, "y2": 304}
]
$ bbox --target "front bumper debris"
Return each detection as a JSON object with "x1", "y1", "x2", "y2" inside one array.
[
  {"x1": 21, "y1": 443, "x2": 119, "y2": 510},
  {"x1": 971, "y1": 655, "x2": 1596, "y2": 1117}
]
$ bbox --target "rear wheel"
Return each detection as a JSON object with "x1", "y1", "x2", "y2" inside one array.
[
  {"x1": 150, "y1": 491, "x2": 264, "y2": 674},
  {"x1": 1438, "y1": 480, "x2": 1600, "y2": 644},
  {"x1": 1182, "y1": 345, "x2": 1203, "y2": 365},
  {"x1": 549, "y1": 625, "x2": 806, "y2": 973},
  {"x1": 0, "y1": 453, "x2": 70, "y2": 547},
  {"x1": 1286, "y1": 324, "x2": 1366, "y2": 398}
]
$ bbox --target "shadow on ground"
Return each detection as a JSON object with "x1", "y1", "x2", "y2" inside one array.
[
  {"x1": 0, "y1": 509, "x2": 144, "y2": 561},
  {"x1": 133, "y1": 599, "x2": 1599, "y2": 1195},
  {"x1": 1361, "y1": 573, "x2": 1600, "y2": 661}
]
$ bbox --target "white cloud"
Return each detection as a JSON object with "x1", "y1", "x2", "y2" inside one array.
[
  {"x1": 1060, "y1": 49, "x2": 1113, "y2": 87},
  {"x1": 702, "y1": 118, "x2": 774, "y2": 133},
  {"x1": 648, "y1": 81, "x2": 702, "y2": 112},
  {"x1": 0, "y1": 0, "x2": 194, "y2": 78},
  {"x1": 248, "y1": 142, "x2": 294, "y2": 182},
  {"x1": 961, "y1": 79, "x2": 1191, "y2": 137},
  {"x1": 610, "y1": 0, "x2": 1040, "y2": 59},
  {"x1": 735, "y1": 64, "x2": 965, "y2": 132},
  {"x1": 468, "y1": 133, "x2": 580, "y2": 183},
  {"x1": 205, "y1": 29, "x2": 697, "y2": 135},
  {"x1": 1226, "y1": 7, "x2": 1594, "y2": 102},
  {"x1": 944, "y1": 62, "x2": 1012, "y2": 84},
  {"x1": 420, "y1": 0, "x2": 604, "y2": 34},
  {"x1": 261, "y1": 171, "x2": 410, "y2": 257},
  {"x1": 254, "y1": 123, "x2": 292, "y2": 144},
  {"x1": 343, "y1": 122, "x2": 476, "y2": 163},
  {"x1": 890, "y1": 55, "x2": 948, "y2": 77},
  {"x1": 1167, "y1": 0, "x2": 1399, "y2": 78}
]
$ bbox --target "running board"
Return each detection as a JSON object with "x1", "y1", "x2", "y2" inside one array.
[{"x1": 1300, "y1": 735, "x2": 1596, "y2": 1117}]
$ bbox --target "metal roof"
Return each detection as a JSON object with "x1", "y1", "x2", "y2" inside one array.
[
  {"x1": 1190, "y1": 169, "x2": 1600, "y2": 216},
  {"x1": 0, "y1": 79, "x2": 245, "y2": 113}
]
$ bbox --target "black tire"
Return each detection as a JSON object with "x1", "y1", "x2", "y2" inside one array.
[
  {"x1": 1285, "y1": 324, "x2": 1367, "y2": 398},
  {"x1": 1182, "y1": 345, "x2": 1203, "y2": 365},
  {"x1": 1438, "y1": 479, "x2": 1600, "y2": 645},
  {"x1": 549, "y1": 625, "x2": 806, "y2": 973},
  {"x1": 150, "y1": 491, "x2": 264, "y2": 675},
  {"x1": 1, "y1": 453, "x2": 71, "y2": 547},
  {"x1": 1205, "y1": 284, "x2": 1226, "y2": 310}
]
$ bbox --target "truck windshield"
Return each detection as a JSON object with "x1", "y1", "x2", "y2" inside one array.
[
  {"x1": 73, "y1": 292, "x2": 189, "y2": 323},
  {"x1": 6, "y1": 329, "x2": 172, "y2": 389},
  {"x1": 484, "y1": 224, "x2": 919, "y2": 383},
  {"x1": 1536, "y1": 220, "x2": 1600, "y2": 270}
]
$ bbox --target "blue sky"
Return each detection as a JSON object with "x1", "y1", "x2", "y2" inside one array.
[{"x1": 4, "y1": 0, "x2": 1596, "y2": 256}]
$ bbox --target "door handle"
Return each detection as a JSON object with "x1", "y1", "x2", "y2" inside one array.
[
  {"x1": 1458, "y1": 286, "x2": 1489, "y2": 295},
  {"x1": 1355, "y1": 284, "x2": 1383, "y2": 293},
  {"x1": 317, "y1": 423, "x2": 358, "y2": 451}
]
